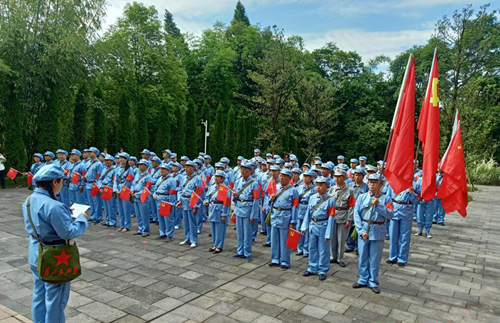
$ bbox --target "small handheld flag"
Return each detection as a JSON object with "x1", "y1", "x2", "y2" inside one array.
[
  {"x1": 6, "y1": 168, "x2": 18, "y2": 180},
  {"x1": 285, "y1": 229, "x2": 301, "y2": 249},
  {"x1": 90, "y1": 183, "x2": 100, "y2": 198},
  {"x1": 140, "y1": 188, "x2": 151, "y2": 203},
  {"x1": 71, "y1": 172, "x2": 80, "y2": 185},
  {"x1": 189, "y1": 191, "x2": 200, "y2": 208},
  {"x1": 27, "y1": 172, "x2": 33, "y2": 186},
  {"x1": 101, "y1": 186, "x2": 113, "y2": 201},
  {"x1": 119, "y1": 186, "x2": 131, "y2": 201},
  {"x1": 126, "y1": 173, "x2": 134, "y2": 182},
  {"x1": 159, "y1": 201, "x2": 172, "y2": 217}
]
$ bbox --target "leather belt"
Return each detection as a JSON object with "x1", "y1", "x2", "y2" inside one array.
[
  {"x1": 157, "y1": 193, "x2": 170, "y2": 196},
  {"x1": 311, "y1": 218, "x2": 328, "y2": 223},
  {"x1": 238, "y1": 199, "x2": 253, "y2": 202},
  {"x1": 337, "y1": 206, "x2": 349, "y2": 211},
  {"x1": 362, "y1": 219, "x2": 384, "y2": 225},
  {"x1": 273, "y1": 206, "x2": 291, "y2": 211},
  {"x1": 392, "y1": 199, "x2": 410, "y2": 205},
  {"x1": 210, "y1": 201, "x2": 223, "y2": 205},
  {"x1": 300, "y1": 202, "x2": 308, "y2": 205},
  {"x1": 181, "y1": 194, "x2": 191, "y2": 198}
]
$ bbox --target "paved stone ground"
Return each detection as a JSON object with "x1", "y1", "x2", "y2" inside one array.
[{"x1": 0, "y1": 186, "x2": 500, "y2": 323}]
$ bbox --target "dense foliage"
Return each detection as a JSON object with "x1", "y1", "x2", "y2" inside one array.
[{"x1": 0, "y1": 1, "x2": 498, "y2": 177}]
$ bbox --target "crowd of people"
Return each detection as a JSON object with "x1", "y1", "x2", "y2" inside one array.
[{"x1": 22, "y1": 147, "x2": 447, "y2": 293}]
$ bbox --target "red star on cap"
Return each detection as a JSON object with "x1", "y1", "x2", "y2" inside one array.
[{"x1": 53, "y1": 249, "x2": 72, "y2": 266}]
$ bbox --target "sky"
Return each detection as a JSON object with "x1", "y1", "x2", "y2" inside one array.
[{"x1": 103, "y1": 0, "x2": 497, "y2": 61}]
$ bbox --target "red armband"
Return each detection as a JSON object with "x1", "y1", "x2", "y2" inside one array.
[
  {"x1": 145, "y1": 181, "x2": 152, "y2": 189},
  {"x1": 96, "y1": 173, "x2": 101, "y2": 180},
  {"x1": 348, "y1": 196, "x2": 356, "y2": 208},
  {"x1": 252, "y1": 190, "x2": 259, "y2": 199},
  {"x1": 169, "y1": 189, "x2": 177, "y2": 195},
  {"x1": 82, "y1": 170, "x2": 87, "y2": 177},
  {"x1": 195, "y1": 186, "x2": 203, "y2": 195},
  {"x1": 328, "y1": 206, "x2": 336, "y2": 217},
  {"x1": 229, "y1": 182, "x2": 234, "y2": 189},
  {"x1": 223, "y1": 197, "x2": 231, "y2": 207},
  {"x1": 292, "y1": 198, "x2": 299, "y2": 207},
  {"x1": 112, "y1": 175, "x2": 115, "y2": 182},
  {"x1": 385, "y1": 202, "x2": 394, "y2": 211}
]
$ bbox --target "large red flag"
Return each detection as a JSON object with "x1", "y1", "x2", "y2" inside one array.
[
  {"x1": 437, "y1": 111, "x2": 468, "y2": 217},
  {"x1": 6, "y1": 168, "x2": 18, "y2": 180},
  {"x1": 101, "y1": 186, "x2": 113, "y2": 201},
  {"x1": 140, "y1": 188, "x2": 151, "y2": 203},
  {"x1": 385, "y1": 55, "x2": 415, "y2": 195},
  {"x1": 119, "y1": 186, "x2": 131, "y2": 201},
  {"x1": 418, "y1": 49, "x2": 440, "y2": 201}
]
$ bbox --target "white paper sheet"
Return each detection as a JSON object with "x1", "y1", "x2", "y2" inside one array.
[{"x1": 70, "y1": 203, "x2": 90, "y2": 219}]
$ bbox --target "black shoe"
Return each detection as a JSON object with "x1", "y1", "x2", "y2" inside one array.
[
  {"x1": 296, "y1": 252, "x2": 303, "y2": 256},
  {"x1": 386, "y1": 259, "x2": 397, "y2": 264},
  {"x1": 318, "y1": 274, "x2": 327, "y2": 281},
  {"x1": 371, "y1": 286, "x2": 380, "y2": 294},
  {"x1": 267, "y1": 263, "x2": 280, "y2": 268},
  {"x1": 280, "y1": 265, "x2": 289, "y2": 271},
  {"x1": 397, "y1": 262, "x2": 406, "y2": 267},
  {"x1": 262, "y1": 243, "x2": 271, "y2": 248},
  {"x1": 385, "y1": 237, "x2": 390, "y2": 240},
  {"x1": 209, "y1": 247, "x2": 216, "y2": 252},
  {"x1": 149, "y1": 219, "x2": 155, "y2": 223},
  {"x1": 345, "y1": 249, "x2": 354, "y2": 253},
  {"x1": 93, "y1": 221, "x2": 101, "y2": 225},
  {"x1": 439, "y1": 223, "x2": 445, "y2": 226},
  {"x1": 156, "y1": 236, "x2": 166, "y2": 240},
  {"x1": 352, "y1": 283, "x2": 367, "y2": 289},
  {"x1": 338, "y1": 261, "x2": 346, "y2": 268},
  {"x1": 214, "y1": 249, "x2": 222, "y2": 254},
  {"x1": 101, "y1": 222, "x2": 109, "y2": 227},
  {"x1": 208, "y1": 233, "x2": 212, "y2": 237},
  {"x1": 155, "y1": 221, "x2": 159, "y2": 225},
  {"x1": 302, "y1": 271, "x2": 315, "y2": 277},
  {"x1": 330, "y1": 259, "x2": 338, "y2": 264},
  {"x1": 232, "y1": 254, "x2": 245, "y2": 258},
  {"x1": 432, "y1": 221, "x2": 437, "y2": 224},
  {"x1": 260, "y1": 231, "x2": 267, "y2": 236}
]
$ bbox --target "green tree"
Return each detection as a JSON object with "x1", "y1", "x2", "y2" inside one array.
[
  {"x1": 172, "y1": 106, "x2": 186, "y2": 155},
  {"x1": 209, "y1": 104, "x2": 225, "y2": 161},
  {"x1": 185, "y1": 98, "x2": 199, "y2": 157},
  {"x1": 232, "y1": 1, "x2": 250, "y2": 26},
  {"x1": 3, "y1": 82, "x2": 27, "y2": 170},
  {"x1": 224, "y1": 106, "x2": 237, "y2": 161},
  {"x1": 73, "y1": 85, "x2": 89, "y2": 148},
  {"x1": 154, "y1": 100, "x2": 171, "y2": 153},
  {"x1": 235, "y1": 112, "x2": 248, "y2": 159},
  {"x1": 135, "y1": 93, "x2": 149, "y2": 153},
  {"x1": 36, "y1": 81, "x2": 61, "y2": 152},
  {"x1": 164, "y1": 9, "x2": 181, "y2": 37},
  {"x1": 118, "y1": 91, "x2": 133, "y2": 152},
  {"x1": 92, "y1": 87, "x2": 107, "y2": 150}
]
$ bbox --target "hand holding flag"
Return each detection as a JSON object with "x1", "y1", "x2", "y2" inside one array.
[
  {"x1": 140, "y1": 187, "x2": 151, "y2": 203},
  {"x1": 189, "y1": 191, "x2": 200, "y2": 208},
  {"x1": 101, "y1": 186, "x2": 113, "y2": 201},
  {"x1": 119, "y1": 186, "x2": 131, "y2": 201},
  {"x1": 159, "y1": 201, "x2": 172, "y2": 217}
]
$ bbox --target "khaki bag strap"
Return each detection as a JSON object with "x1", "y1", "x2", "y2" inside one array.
[
  {"x1": 299, "y1": 185, "x2": 314, "y2": 200},
  {"x1": 25, "y1": 197, "x2": 41, "y2": 243},
  {"x1": 312, "y1": 195, "x2": 332, "y2": 215},
  {"x1": 237, "y1": 179, "x2": 255, "y2": 196},
  {"x1": 182, "y1": 176, "x2": 195, "y2": 189}
]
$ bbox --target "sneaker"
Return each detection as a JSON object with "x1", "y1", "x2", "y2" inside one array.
[
  {"x1": 267, "y1": 262, "x2": 280, "y2": 268},
  {"x1": 280, "y1": 265, "x2": 289, "y2": 271},
  {"x1": 426, "y1": 234, "x2": 432, "y2": 238},
  {"x1": 179, "y1": 240, "x2": 188, "y2": 245},
  {"x1": 190, "y1": 243, "x2": 197, "y2": 248},
  {"x1": 302, "y1": 271, "x2": 315, "y2": 277},
  {"x1": 318, "y1": 274, "x2": 327, "y2": 281},
  {"x1": 197, "y1": 230, "x2": 201, "y2": 234},
  {"x1": 414, "y1": 231, "x2": 422, "y2": 236},
  {"x1": 174, "y1": 226, "x2": 180, "y2": 229}
]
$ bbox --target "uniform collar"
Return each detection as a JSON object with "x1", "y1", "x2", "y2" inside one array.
[{"x1": 34, "y1": 187, "x2": 51, "y2": 197}]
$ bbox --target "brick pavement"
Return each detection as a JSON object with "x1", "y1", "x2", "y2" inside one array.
[{"x1": 0, "y1": 186, "x2": 499, "y2": 323}]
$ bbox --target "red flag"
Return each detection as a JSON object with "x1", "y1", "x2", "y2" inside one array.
[
  {"x1": 71, "y1": 172, "x2": 80, "y2": 185},
  {"x1": 217, "y1": 185, "x2": 229, "y2": 203},
  {"x1": 230, "y1": 213, "x2": 236, "y2": 224},
  {"x1": 126, "y1": 173, "x2": 134, "y2": 182},
  {"x1": 437, "y1": 111, "x2": 468, "y2": 217},
  {"x1": 82, "y1": 170, "x2": 87, "y2": 177},
  {"x1": 140, "y1": 188, "x2": 151, "y2": 203},
  {"x1": 6, "y1": 168, "x2": 18, "y2": 180},
  {"x1": 266, "y1": 179, "x2": 277, "y2": 195},
  {"x1": 119, "y1": 186, "x2": 131, "y2": 200},
  {"x1": 285, "y1": 229, "x2": 301, "y2": 249},
  {"x1": 90, "y1": 183, "x2": 100, "y2": 197},
  {"x1": 385, "y1": 55, "x2": 415, "y2": 195},
  {"x1": 27, "y1": 172, "x2": 33, "y2": 186},
  {"x1": 101, "y1": 186, "x2": 113, "y2": 201},
  {"x1": 202, "y1": 176, "x2": 207, "y2": 189},
  {"x1": 189, "y1": 191, "x2": 199, "y2": 208},
  {"x1": 159, "y1": 201, "x2": 172, "y2": 217},
  {"x1": 418, "y1": 49, "x2": 440, "y2": 201}
]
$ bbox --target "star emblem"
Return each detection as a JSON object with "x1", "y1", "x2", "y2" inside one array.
[
  {"x1": 53, "y1": 249, "x2": 72, "y2": 266},
  {"x1": 458, "y1": 145, "x2": 462, "y2": 149}
]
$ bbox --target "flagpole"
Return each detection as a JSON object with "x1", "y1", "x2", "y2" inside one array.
[{"x1": 367, "y1": 54, "x2": 413, "y2": 236}]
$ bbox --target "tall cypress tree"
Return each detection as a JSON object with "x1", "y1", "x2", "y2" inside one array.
[
  {"x1": 4, "y1": 82, "x2": 27, "y2": 170},
  {"x1": 172, "y1": 106, "x2": 186, "y2": 156},
  {"x1": 154, "y1": 101, "x2": 171, "y2": 154},
  {"x1": 185, "y1": 98, "x2": 199, "y2": 157},
  {"x1": 209, "y1": 104, "x2": 225, "y2": 161},
  {"x1": 232, "y1": 1, "x2": 250, "y2": 26},
  {"x1": 135, "y1": 93, "x2": 149, "y2": 154},
  {"x1": 36, "y1": 80, "x2": 60, "y2": 151},
  {"x1": 235, "y1": 112, "x2": 247, "y2": 159},
  {"x1": 224, "y1": 106, "x2": 236, "y2": 162},
  {"x1": 73, "y1": 84, "x2": 88, "y2": 148},
  {"x1": 93, "y1": 87, "x2": 107, "y2": 150},
  {"x1": 118, "y1": 91, "x2": 133, "y2": 152},
  {"x1": 164, "y1": 9, "x2": 181, "y2": 37}
]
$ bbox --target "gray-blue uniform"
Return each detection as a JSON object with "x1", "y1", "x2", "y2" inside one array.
[
  {"x1": 22, "y1": 165, "x2": 88, "y2": 323},
  {"x1": 153, "y1": 163, "x2": 177, "y2": 239},
  {"x1": 149, "y1": 157, "x2": 162, "y2": 223},
  {"x1": 269, "y1": 169, "x2": 299, "y2": 268},
  {"x1": 177, "y1": 161, "x2": 203, "y2": 245},
  {"x1": 131, "y1": 160, "x2": 152, "y2": 235},
  {"x1": 84, "y1": 148, "x2": 104, "y2": 223},
  {"x1": 54, "y1": 150, "x2": 71, "y2": 207},
  {"x1": 68, "y1": 150, "x2": 86, "y2": 204},
  {"x1": 98, "y1": 155, "x2": 117, "y2": 227},
  {"x1": 300, "y1": 177, "x2": 337, "y2": 277},
  {"x1": 232, "y1": 162, "x2": 260, "y2": 261},
  {"x1": 296, "y1": 171, "x2": 316, "y2": 256},
  {"x1": 113, "y1": 152, "x2": 135, "y2": 230},
  {"x1": 346, "y1": 172, "x2": 368, "y2": 252},
  {"x1": 353, "y1": 174, "x2": 394, "y2": 290},
  {"x1": 205, "y1": 171, "x2": 231, "y2": 250},
  {"x1": 29, "y1": 153, "x2": 44, "y2": 188}
]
